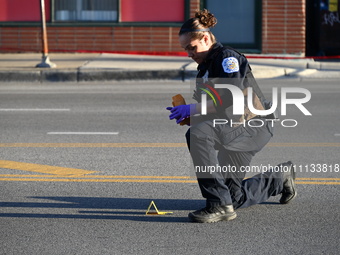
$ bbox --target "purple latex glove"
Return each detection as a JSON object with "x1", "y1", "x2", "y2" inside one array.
[{"x1": 166, "y1": 104, "x2": 195, "y2": 124}]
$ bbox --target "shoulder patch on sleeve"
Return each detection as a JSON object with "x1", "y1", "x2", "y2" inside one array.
[{"x1": 222, "y1": 57, "x2": 239, "y2": 73}]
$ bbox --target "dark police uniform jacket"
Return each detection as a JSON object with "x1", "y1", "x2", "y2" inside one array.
[{"x1": 193, "y1": 42, "x2": 266, "y2": 124}]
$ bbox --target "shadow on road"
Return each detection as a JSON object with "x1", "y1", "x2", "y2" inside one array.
[
  {"x1": 0, "y1": 196, "x2": 207, "y2": 223},
  {"x1": 0, "y1": 196, "x2": 283, "y2": 222}
]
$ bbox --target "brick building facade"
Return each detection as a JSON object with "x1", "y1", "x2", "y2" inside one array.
[
  {"x1": 0, "y1": 0, "x2": 339, "y2": 56},
  {"x1": 262, "y1": 0, "x2": 305, "y2": 54}
]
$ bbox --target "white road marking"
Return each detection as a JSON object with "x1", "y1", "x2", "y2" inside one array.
[
  {"x1": 47, "y1": 132, "x2": 119, "y2": 135},
  {"x1": 0, "y1": 108, "x2": 70, "y2": 112}
]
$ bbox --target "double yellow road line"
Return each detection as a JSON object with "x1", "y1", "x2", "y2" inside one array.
[
  {"x1": 0, "y1": 159, "x2": 338, "y2": 185},
  {"x1": 0, "y1": 143, "x2": 339, "y2": 184}
]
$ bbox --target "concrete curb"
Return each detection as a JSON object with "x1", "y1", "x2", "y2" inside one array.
[
  {"x1": 78, "y1": 69, "x2": 185, "y2": 81},
  {"x1": 0, "y1": 70, "x2": 77, "y2": 82},
  {"x1": 0, "y1": 66, "x2": 339, "y2": 82},
  {"x1": 0, "y1": 69, "x2": 185, "y2": 82},
  {"x1": 0, "y1": 71, "x2": 41, "y2": 82}
]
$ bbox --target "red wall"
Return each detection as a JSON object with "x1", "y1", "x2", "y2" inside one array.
[
  {"x1": 0, "y1": 0, "x2": 51, "y2": 22},
  {"x1": 121, "y1": 0, "x2": 184, "y2": 22}
]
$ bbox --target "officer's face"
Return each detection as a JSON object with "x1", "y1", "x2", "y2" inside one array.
[{"x1": 179, "y1": 33, "x2": 211, "y2": 64}]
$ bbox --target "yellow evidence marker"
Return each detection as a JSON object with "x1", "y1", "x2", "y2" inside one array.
[{"x1": 145, "y1": 201, "x2": 173, "y2": 215}]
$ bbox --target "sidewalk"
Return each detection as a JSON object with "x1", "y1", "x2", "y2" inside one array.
[{"x1": 0, "y1": 52, "x2": 339, "y2": 82}]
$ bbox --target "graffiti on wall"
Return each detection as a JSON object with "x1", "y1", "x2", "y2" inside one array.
[{"x1": 323, "y1": 11, "x2": 340, "y2": 26}]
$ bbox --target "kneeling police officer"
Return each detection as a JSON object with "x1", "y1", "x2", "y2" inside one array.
[{"x1": 166, "y1": 9, "x2": 297, "y2": 223}]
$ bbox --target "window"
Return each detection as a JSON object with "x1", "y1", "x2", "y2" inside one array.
[
  {"x1": 205, "y1": 0, "x2": 261, "y2": 50},
  {"x1": 55, "y1": 0, "x2": 118, "y2": 21},
  {"x1": 0, "y1": 0, "x2": 186, "y2": 23}
]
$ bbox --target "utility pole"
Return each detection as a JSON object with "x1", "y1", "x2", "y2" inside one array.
[{"x1": 36, "y1": 0, "x2": 56, "y2": 68}]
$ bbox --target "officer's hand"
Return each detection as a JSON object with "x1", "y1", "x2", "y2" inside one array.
[{"x1": 166, "y1": 105, "x2": 191, "y2": 124}]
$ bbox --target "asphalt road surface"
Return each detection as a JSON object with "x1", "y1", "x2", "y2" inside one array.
[{"x1": 0, "y1": 79, "x2": 339, "y2": 255}]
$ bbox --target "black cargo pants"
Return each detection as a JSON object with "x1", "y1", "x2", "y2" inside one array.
[{"x1": 186, "y1": 118, "x2": 283, "y2": 209}]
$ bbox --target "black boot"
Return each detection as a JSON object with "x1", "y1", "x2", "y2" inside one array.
[
  {"x1": 188, "y1": 205, "x2": 237, "y2": 223},
  {"x1": 280, "y1": 161, "x2": 297, "y2": 204}
]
